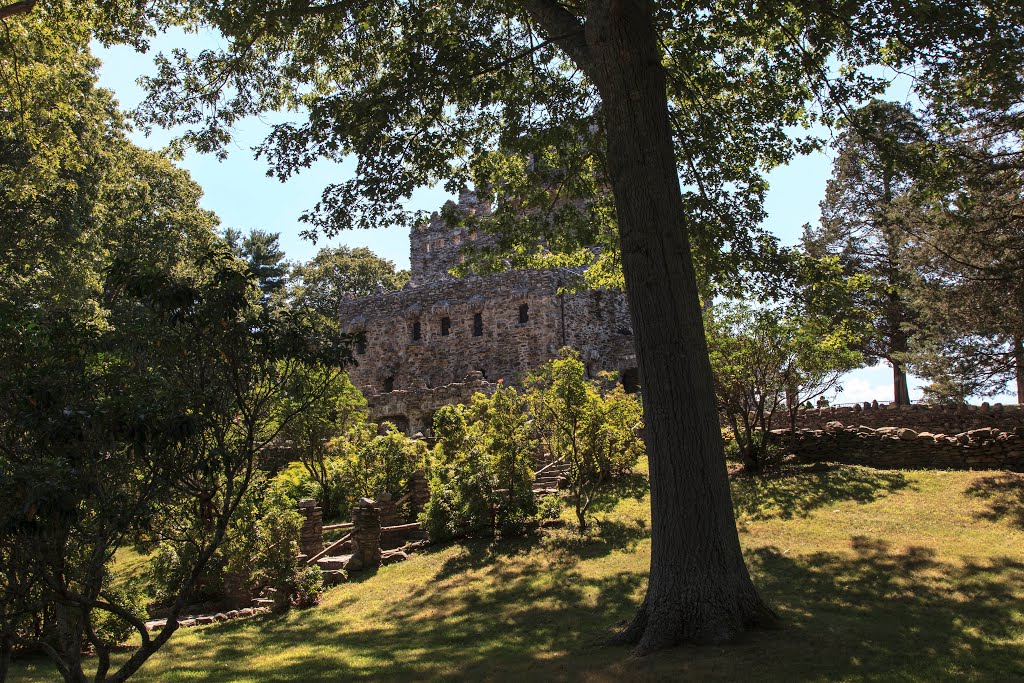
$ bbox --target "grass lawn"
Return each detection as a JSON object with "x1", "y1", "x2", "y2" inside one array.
[{"x1": 11, "y1": 463, "x2": 1024, "y2": 681}]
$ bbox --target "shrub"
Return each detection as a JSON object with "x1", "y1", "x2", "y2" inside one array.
[
  {"x1": 422, "y1": 389, "x2": 537, "y2": 540},
  {"x1": 290, "y1": 565, "x2": 325, "y2": 608},
  {"x1": 525, "y1": 350, "x2": 644, "y2": 531},
  {"x1": 536, "y1": 493, "x2": 564, "y2": 521},
  {"x1": 150, "y1": 473, "x2": 303, "y2": 609}
]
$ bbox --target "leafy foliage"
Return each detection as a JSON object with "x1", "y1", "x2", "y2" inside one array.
[
  {"x1": 0, "y1": 9, "x2": 353, "y2": 680},
  {"x1": 525, "y1": 350, "x2": 645, "y2": 531},
  {"x1": 278, "y1": 366, "x2": 369, "y2": 519},
  {"x1": 706, "y1": 300, "x2": 862, "y2": 472},
  {"x1": 423, "y1": 386, "x2": 537, "y2": 540},
  {"x1": 291, "y1": 246, "x2": 409, "y2": 318}
]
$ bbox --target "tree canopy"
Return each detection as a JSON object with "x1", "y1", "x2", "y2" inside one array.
[
  {"x1": 5, "y1": 0, "x2": 1023, "y2": 656},
  {"x1": 291, "y1": 245, "x2": 409, "y2": 318}
]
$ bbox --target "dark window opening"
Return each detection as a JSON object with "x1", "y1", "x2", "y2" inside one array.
[
  {"x1": 383, "y1": 377, "x2": 395, "y2": 392},
  {"x1": 355, "y1": 337, "x2": 367, "y2": 355},
  {"x1": 412, "y1": 321, "x2": 421, "y2": 341},
  {"x1": 622, "y1": 367, "x2": 640, "y2": 393},
  {"x1": 380, "y1": 415, "x2": 410, "y2": 435},
  {"x1": 440, "y1": 317, "x2": 451, "y2": 336},
  {"x1": 518, "y1": 303, "x2": 529, "y2": 324},
  {"x1": 594, "y1": 291, "x2": 604, "y2": 320},
  {"x1": 473, "y1": 312, "x2": 483, "y2": 336}
]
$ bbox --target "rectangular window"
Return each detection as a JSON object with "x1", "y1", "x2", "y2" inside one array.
[
  {"x1": 518, "y1": 303, "x2": 529, "y2": 324},
  {"x1": 440, "y1": 317, "x2": 450, "y2": 336},
  {"x1": 356, "y1": 338, "x2": 367, "y2": 355},
  {"x1": 473, "y1": 312, "x2": 483, "y2": 337},
  {"x1": 412, "y1": 321, "x2": 421, "y2": 341}
]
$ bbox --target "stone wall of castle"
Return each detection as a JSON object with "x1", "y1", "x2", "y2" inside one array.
[
  {"x1": 408, "y1": 190, "x2": 496, "y2": 286},
  {"x1": 339, "y1": 189, "x2": 639, "y2": 433}
]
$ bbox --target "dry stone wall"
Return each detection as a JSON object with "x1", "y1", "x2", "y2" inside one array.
[
  {"x1": 769, "y1": 421, "x2": 1024, "y2": 472},
  {"x1": 786, "y1": 402, "x2": 1024, "y2": 435}
]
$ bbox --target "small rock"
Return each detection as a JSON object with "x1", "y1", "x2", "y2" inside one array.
[
  {"x1": 968, "y1": 428, "x2": 994, "y2": 441},
  {"x1": 196, "y1": 616, "x2": 215, "y2": 626},
  {"x1": 898, "y1": 428, "x2": 918, "y2": 440},
  {"x1": 214, "y1": 613, "x2": 228, "y2": 622}
]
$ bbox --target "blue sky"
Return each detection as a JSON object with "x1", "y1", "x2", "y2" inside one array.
[{"x1": 92, "y1": 34, "x2": 1016, "y2": 406}]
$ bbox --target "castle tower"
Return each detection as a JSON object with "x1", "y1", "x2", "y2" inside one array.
[{"x1": 409, "y1": 189, "x2": 493, "y2": 286}]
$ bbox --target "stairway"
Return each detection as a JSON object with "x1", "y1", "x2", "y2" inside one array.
[
  {"x1": 532, "y1": 453, "x2": 569, "y2": 494},
  {"x1": 316, "y1": 554, "x2": 353, "y2": 585}
]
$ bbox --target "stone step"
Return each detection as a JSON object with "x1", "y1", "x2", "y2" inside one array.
[
  {"x1": 321, "y1": 569, "x2": 348, "y2": 586},
  {"x1": 317, "y1": 554, "x2": 353, "y2": 571},
  {"x1": 251, "y1": 598, "x2": 275, "y2": 608}
]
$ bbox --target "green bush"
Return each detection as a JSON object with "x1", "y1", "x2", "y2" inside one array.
[
  {"x1": 422, "y1": 388, "x2": 537, "y2": 540},
  {"x1": 525, "y1": 350, "x2": 645, "y2": 531},
  {"x1": 149, "y1": 473, "x2": 304, "y2": 609},
  {"x1": 290, "y1": 565, "x2": 325, "y2": 608},
  {"x1": 536, "y1": 493, "x2": 564, "y2": 521}
]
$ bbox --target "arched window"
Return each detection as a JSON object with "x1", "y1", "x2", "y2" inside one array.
[
  {"x1": 473, "y1": 312, "x2": 483, "y2": 336},
  {"x1": 355, "y1": 336, "x2": 367, "y2": 355},
  {"x1": 440, "y1": 317, "x2": 451, "y2": 336},
  {"x1": 518, "y1": 303, "x2": 529, "y2": 324},
  {"x1": 383, "y1": 377, "x2": 395, "y2": 393}
]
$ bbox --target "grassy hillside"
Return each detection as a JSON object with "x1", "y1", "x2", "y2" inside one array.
[{"x1": 12, "y1": 464, "x2": 1024, "y2": 681}]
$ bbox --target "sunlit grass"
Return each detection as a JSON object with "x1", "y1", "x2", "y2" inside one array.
[{"x1": 12, "y1": 465, "x2": 1024, "y2": 681}]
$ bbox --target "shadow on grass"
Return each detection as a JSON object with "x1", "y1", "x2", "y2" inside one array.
[
  {"x1": 13, "y1": 531, "x2": 1024, "y2": 681},
  {"x1": 121, "y1": 533, "x2": 1024, "y2": 681},
  {"x1": 731, "y1": 465, "x2": 910, "y2": 521},
  {"x1": 589, "y1": 472, "x2": 649, "y2": 514},
  {"x1": 964, "y1": 473, "x2": 1024, "y2": 528},
  {"x1": 744, "y1": 538, "x2": 1024, "y2": 679},
  {"x1": 428, "y1": 515, "x2": 649, "y2": 582}
]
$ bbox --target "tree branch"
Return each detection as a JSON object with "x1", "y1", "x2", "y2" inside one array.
[
  {"x1": 514, "y1": 0, "x2": 593, "y2": 79},
  {"x1": 0, "y1": 0, "x2": 35, "y2": 20}
]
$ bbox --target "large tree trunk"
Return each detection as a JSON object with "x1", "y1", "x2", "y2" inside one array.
[
  {"x1": 892, "y1": 361, "x2": 911, "y2": 406},
  {"x1": 1014, "y1": 336, "x2": 1024, "y2": 404},
  {"x1": 582, "y1": 0, "x2": 773, "y2": 654}
]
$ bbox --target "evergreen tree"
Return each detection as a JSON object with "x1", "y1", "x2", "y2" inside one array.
[
  {"x1": 905, "y1": 129, "x2": 1024, "y2": 403},
  {"x1": 226, "y1": 228, "x2": 289, "y2": 298},
  {"x1": 804, "y1": 101, "x2": 931, "y2": 405}
]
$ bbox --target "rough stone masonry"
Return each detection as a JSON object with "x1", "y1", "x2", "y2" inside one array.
[{"x1": 338, "y1": 190, "x2": 639, "y2": 434}]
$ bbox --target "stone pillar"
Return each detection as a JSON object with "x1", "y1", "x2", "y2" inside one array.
[
  {"x1": 409, "y1": 469, "x2": 430, "y2": 518},
  {"x1": 296, "y1": 499, "x2": 323, "y2": 561},
  {"x1": 377, "y1": 493, "x2": 399, "y2": 527},
  {"x1": 347, "y1": 499, "x2": 381, "y2": 572}
]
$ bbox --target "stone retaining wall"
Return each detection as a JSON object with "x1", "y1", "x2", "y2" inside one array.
[
  {"x1": 768, "y1": 421, "x2": 1024, "y2": 472},
  {"x1": 784, "y1": 402, "x2": 1024, "y2": 434}
]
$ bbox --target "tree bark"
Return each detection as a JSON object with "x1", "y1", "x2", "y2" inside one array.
[
  {"x1": 1015, "y1": 336, "x2": 1024, "y2": 404},
  {"x1": 579, "y1": 0, "x2": 773, "y2": 653},
  {"x1": 892, "y1": 361, "x2": 911, "y2": 406}
]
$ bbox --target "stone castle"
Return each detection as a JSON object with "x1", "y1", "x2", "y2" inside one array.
[{"x1": 338, "y1": 190, "x2": 638, "y2": 434}]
